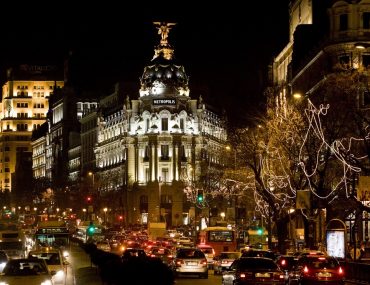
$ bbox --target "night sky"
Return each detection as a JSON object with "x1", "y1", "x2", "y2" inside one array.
[{"x1": 0, "y1": 1, "x2": 290, "y2": 124}]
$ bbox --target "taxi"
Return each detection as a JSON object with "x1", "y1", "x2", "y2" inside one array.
[{"x1": 28, "y1": 247, "x2": 69, "y2": 285}]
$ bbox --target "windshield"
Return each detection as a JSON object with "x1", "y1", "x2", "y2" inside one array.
[
  {"x1": 0, "y1": 242, "x2": 22, "y2": 250},
  {"x1": 4, "y1": 260, "x2": 48, "y2": 276},
  {"x1": 237, "y1": 258, "x2": 278, "y2": 270},
  {"x1": 220, "y1": 252, "x2": 240, "y2": 259},
  {"x1": 29, "y1": 252, "x2": 61, "y2": 265}
]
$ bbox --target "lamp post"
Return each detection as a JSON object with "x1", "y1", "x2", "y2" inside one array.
[
  {"x1": 225, "y1": 146, "x2": 236, "y2": 170},
  {"x1": 158, "y1": 178, "x2": 163, "y2": 223},
  {"x1": 88, "y1": 172, "x2": 95, "y2": 192},
  {"x1": 103, "y1": 207, "x2": 108, "y2": 225},
  {"x1": 82, "y1": 208, "x2": 87, "y2": 221},
  {"x1": 288, "y1": 208, "x2": 295, "y2": 250}
]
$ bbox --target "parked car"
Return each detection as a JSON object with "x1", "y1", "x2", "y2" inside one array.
[
  {"x1": 28, "y1": 248, "x2": 69, "y2": 285},
  {"x1": 222, "y1": 257, "x2": 285, "y2": 285},
  {"x1": 0, "y1": 258, "x2": 54, "y2": 285},
  {"x1": 296, "y1": 255, "x2": 344, "y2": 285},
  {"x1": 171, "y1": 247, "x2": 208, "y2": 278},
  {"x1": 214, "y1": 251, "x2": 241, "y2": 275}
]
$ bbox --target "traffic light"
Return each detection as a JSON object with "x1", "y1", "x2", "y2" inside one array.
[
  {"x1": 197, "y1": 190, "x2": 204, "y2": 203},
  {"x1": 257, "y1": 227, "x2": 263, "y2": 235},
  {"x1": 86, "y1": 196, "x2": 92, "y2": 203},
  {"x1": 87, "y1": 222, "x2": 95, "y2": 236}
]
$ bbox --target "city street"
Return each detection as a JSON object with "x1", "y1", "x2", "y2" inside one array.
[
  {"x1": 175, "y1": 274, "x2": 221, "y2": 285},
  {"x1": 66, "y1": 242, "x2": 366, "y2": 285}
]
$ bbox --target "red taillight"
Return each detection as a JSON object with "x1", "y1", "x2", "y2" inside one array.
[
  {"x1": 201, "y1": 259, "x2": 207, "y2": 266},
  {"x1": 176, "y1": 259, "x2": 184, "y2": 266},
  {"x1": 303, "y1": 266, "x2": 309, "y2": 274},
  {"x1": 274, "y1": 273, "x2": 285, "y2": 279},
  {"x1": 240, "y1": 273, "x2": 246, "y2": 278},
  {"x1": 338, "y1": 266, "x2": 344, "y2": 275},
  {"x1": 150, "y1": 254, "x2": 156, "y2": 258},
  {"x1": 281, "y1": 259, "x2": 286, "y2": 266}
]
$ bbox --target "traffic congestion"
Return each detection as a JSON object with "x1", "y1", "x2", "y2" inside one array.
[{"x1": 0, "y1": 212, "x2": 367, "y2": 285}]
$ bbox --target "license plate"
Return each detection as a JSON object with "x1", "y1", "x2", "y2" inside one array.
[
  {"x1": 255, "y1": 272, "x2": 270, "y2": 278},
  {"x1": 186, "y1": 261, "x2": 197, "y2": 266},
  {"x1": 317, "y1": 272, "x2": 332, "y2": 277}
]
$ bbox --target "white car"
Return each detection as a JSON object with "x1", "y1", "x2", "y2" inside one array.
[
  {"x1": 28, "y1": 248, "x2": 69, "y2": 285},
  {"x1": 0, "y1": 258, "x2": 54, "y2": 285}
]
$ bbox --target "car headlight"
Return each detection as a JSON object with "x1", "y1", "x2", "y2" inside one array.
[
  {"x1": 41, "y1": 281, "x2": 52, "y2": 285},
  {"x1": 63, "y1": 251, "x2": 69, "y2": 258},
  {"x1": 0, "y1": 282, "x2": 9, "y2": 285},
  {"x1": 55, "y1": 270, "x2": 65, "y2": 278}
]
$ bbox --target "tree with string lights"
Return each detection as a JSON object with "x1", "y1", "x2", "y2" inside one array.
[{"x1": 230, "y1": 69, "x2": 370, "y2": 252}]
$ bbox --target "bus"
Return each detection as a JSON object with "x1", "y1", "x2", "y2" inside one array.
[
  {"x1": 35, "y1": 221, "x2": 70, "y2": 256},
  {"x1": 0, "y1": 222, "x2": 28, "y2": 259},
  {"x1": 197, "y1": 226, "x2": 237, "y2": 256}
]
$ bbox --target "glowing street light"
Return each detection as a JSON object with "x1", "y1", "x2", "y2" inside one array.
[{"x1": 103, "y1": 207, "x2": 108, "y2": 224}]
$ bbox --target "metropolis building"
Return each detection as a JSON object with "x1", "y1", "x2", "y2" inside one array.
[{"x1": 91, "y1": 23, "x2": 227, "y2": 226}]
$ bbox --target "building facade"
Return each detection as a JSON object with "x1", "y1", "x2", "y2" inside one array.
[
  {"x1": 270, "y1": 0, "x2": 370, "y2": 247},
  {"x1": 0, "y1": 65, "x2": 64, "y2": 193},
  {"x1": 91, "y1": 23, "x2": 228, "y2": 226}
]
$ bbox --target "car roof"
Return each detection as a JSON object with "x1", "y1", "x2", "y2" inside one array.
[
  {"x1": 197, "y1": 244, "x2": 213, "y2": 248},
  {"x1": 29, "y1": 249, "x2": 60, "y2": 254}
]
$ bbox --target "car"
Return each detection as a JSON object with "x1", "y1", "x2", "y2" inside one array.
[
  {"x1": 222, "y1": 257, "x2": 285, "y2": 285},
  {"x1": 0, "y1": 258, "x2": 54, "y2": 285},
  {"x1": 214, "y1": 251, "x2": 241, "y2": 275},
  {"x1": 297, "y1": 255, "x2": 344, "y2": 285},
  {"x1": 196, "y1": 244, "x2": 215, "y2": 268},
  {"x1": 96, "y1": 240, "x2": 111, "y2": 252},
  {"x1": 148, "y1": 247, "x2": 174, "y2": 265},
  {"x1": 0, "y1": 250, "x2": 9, "y2": 273},
  {"x1": 122, "y1": 248, "x2": 147, "y2": 262},
  {"x1": 241, "y1": 249, "x2": 277, "y2": 260},
  {"x1": 28, "y1": 248, "x2": 69, "y2": 285},
  {"x1": 171, "y1": 247, "x2": 208, "y2": 279},
  {"x1": 276, "y1": 255, "x2": 300, "y2": 284}
]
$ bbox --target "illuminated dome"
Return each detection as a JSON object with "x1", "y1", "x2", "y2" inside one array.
[{"x1": 139, "y1": 22, "x2": 189, "y2": 97}]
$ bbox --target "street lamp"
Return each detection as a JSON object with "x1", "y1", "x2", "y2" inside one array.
[
  {"x1": 82, "y1": 208, "x2": 87, "y2": 221},
  {"x1": 88, "y1": 172, "x2": 95, "y2": 192},
  {"x1": 288, "y1": 208, "x2": 295, "y2": 248},
  {"x1": 103, "y1": 207, "x2": 108, "y2": 224},
  {"x1": 220, "y1": 212, "x2": 225, "y2": 221},
  {"x1": 158, "y1": 177, "x2": 163, "y2": 222},
  {"x1": 225, "y1": 146, "x2": 236, "y2": 170}
]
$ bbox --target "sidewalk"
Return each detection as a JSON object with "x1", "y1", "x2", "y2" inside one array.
[
  {"x1": 75, "y1": 266, "x2": 101, "y2": 285},
  {"x1": 69, "y1": 243, "x2": 102, "y2": 285}
]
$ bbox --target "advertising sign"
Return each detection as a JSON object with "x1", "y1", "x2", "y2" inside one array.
[
  {"x1": 326, "y1": 230, "x2": 345, "y2": 258},
  {"x1": 358, "y1": 176, "x2": 370, "y2": 201}
]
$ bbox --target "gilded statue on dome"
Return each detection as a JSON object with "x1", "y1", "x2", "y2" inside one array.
[{"x1": 153, "y1": 22, "x2": 176, "y2": 45}]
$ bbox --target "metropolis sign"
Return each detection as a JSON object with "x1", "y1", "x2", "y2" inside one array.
[{"x1": 153, "y1": 99, "x2": 176, "y2": 105}]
